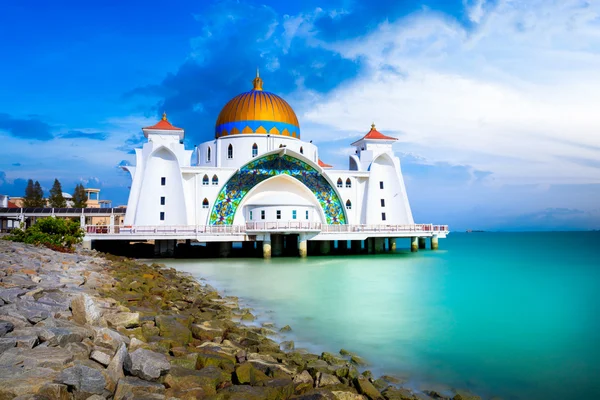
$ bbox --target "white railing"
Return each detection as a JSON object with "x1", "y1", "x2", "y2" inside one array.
[{"x1": 85, "y1": 223, "x2": 449, "y2": 236}]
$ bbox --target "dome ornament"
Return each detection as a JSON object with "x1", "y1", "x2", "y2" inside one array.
[
  {"x1": 252, "y1": 68, "x2": 263, "y2": 91},
  {"x1": 162, "y1": 112, "x2": 167, "y2": 121},
  {"x1": 371, "y1": 122, "x2": 376, "y2": 131}
]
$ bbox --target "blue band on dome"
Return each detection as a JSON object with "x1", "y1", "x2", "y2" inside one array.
[{"x1": 215, "y1": 120, "x2": 300, "y2": 138}]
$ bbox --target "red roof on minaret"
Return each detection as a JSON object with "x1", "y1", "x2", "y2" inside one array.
[
  {"x1": 143, "y1": 112, "x2": 183, "y2": 131},
  {"x1": 318, "y1": 159, "x2": 333, "y2": 169},
  {"x1": 360, "y1": 123, "x2": 397, "y2": 141},
  {"x1": 7, "y1": 201, "x2": 18, "y2": 208}
]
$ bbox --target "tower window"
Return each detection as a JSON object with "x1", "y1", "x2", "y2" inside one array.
[
  {"x1": 381, "y1": 199, "x2": 385, "y2": 207},
  {"x1": 292, "y1": 210, "x2": 297, "y2": 219},
  {"x1": 337, "y1": 178, "x2": 343, "y2": 188},
  {"x1": 202, "y1": 174, "x2": 209, "y2": 186},
  {"x1": 212, "y1": 175, "x2": 219, "y2": 185},
  {"x1": 207, "y1": 147, "x2": 211, "y2": 162},
  {"x1": 346, "y1": 178, "x2": 351, "y2": 188},
  {"x1": 300, "y1": 146, "x2": 304, "y2": 154},
  {"x1": 202, "y1": 198, "x2": 209, "y2": 209},
  {"x1": 252, "y1": 143, "x2": 258, "y2": 157},
  {"x1": 261, "y1": 210, "x2": 265, "y2": 220},
  {"x1": 228, "y1": 144, "x2": 233, "y2": 159},
  {"x1": 160, "y1": 212, "x2": 165, "y2": 221},
  {"x1": 160, "y1": 197, "x2": 165, "y2": 205},
  {"x1": 379, "y1": 181, "x2": 384, "y2": 189},
  {"x1": 306, "y1": 210, "x2": 309, "y2": 219},
  {"x1": 276, "y1": 210, "x2": 281, "y2": 220},
  {"x1": 346, "y1": 200, "x2": 352, "y2": 210},
  {"x1": 382, "y1": 212, "x2": 386, "y2": 221},
  {"x1": 249, "y1": 211, "x2": 253, "y2": 220},
  {"x1": 161, "y1": 177, "x2": 166, "y2": 186}
]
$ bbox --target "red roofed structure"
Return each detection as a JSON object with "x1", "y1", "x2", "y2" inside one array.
[
  {"x1": 352, "y1": 123, "x2": 397, "y2": 145},
  {"x1": 318, "y1": 159, "x2": 333, "y2": 169},
  {"x1": 143, "y1": 113, "x2": 183, "y2": 131}
]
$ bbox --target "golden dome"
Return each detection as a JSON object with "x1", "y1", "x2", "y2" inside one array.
[{"x1": 215, "y1": 71, "x2": 300, "y2": 139}]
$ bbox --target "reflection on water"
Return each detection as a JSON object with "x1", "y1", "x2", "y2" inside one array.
[{"x1": 168, "y1": 232, "x2": 600, "y2": 400}]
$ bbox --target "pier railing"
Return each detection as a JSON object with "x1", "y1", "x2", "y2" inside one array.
[{"x1": 85, "y1": 223, "x2": 448, "y2": 236}]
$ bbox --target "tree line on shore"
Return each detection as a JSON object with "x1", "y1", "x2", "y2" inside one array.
[{"x1": 22, "y1": 179, "x2": 88, "y2": 208}]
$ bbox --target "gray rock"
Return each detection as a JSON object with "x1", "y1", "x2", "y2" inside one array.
[
  {"x1": 125, "y1": 348, "x2": 170, "y2": 381},
  {"x1": 316, "y1": 372, "x2": 341, "y2": 387},
  {"x1": 14, "y1": 335, "x2": 38, "y2": 349},
  {"x1": 106, "y1": 343, "x2": 127, "y2": 392},
  {"x1": 0, "y1": 366, "x2": 60, "y2": 398},
  {"x1": 114, "y1": 376, "x2": 165, "y2": 400},
  {"x1": 0, "y1": 337, "x2": 17, "y2": 353},
  {"x1": 58, "y1": 364, "x2": 106, "y2": 396},
  {"x1": 71, "y1": 293, "x2": 103, "y2": 325},
  {"x1": 36, "y1": 326, "x2": 91, "y2": 347},
  {"x1": 104, "y1": 312, "x2": 140, "y2": 329},
  {"x1": 281, "y1": 340, "x2": 295, "y2": 351},
  {"x1": 0, "y1": 346, "x2": 74, "y2": 369},
  {"x1": 0, "y1": 288, "x2": 27, "y2": 303},
  {"x1": 294, "y1": 370, "x2": 314, "y2": 385},
  {"x1": 0, "y1": 309, "x2": 32, "y2": 328},
  {"x1": 0, "y1": 320, "x2": 14, "y2": 337},
  {"x1": 91, "y1": 349, "x2": 112, "y2": 366},
  {"x1": 94, "y1": 327, "x2": 130, "y2": 351}
]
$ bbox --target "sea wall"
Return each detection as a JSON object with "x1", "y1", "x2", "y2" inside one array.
[{"x1": 0, "y1": 240, "x2": 480, "y2": 400}]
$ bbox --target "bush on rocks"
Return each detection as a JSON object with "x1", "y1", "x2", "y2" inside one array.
[{"x1": 3, "y1": 217, "x2": 84, "y2": 252}]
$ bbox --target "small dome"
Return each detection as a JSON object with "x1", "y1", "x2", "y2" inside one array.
[{"x1": 215, "y1": 72, "x2": 300, "y2": 139}]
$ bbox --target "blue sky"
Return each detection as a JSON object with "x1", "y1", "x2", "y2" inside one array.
[{"x1": 1, "y1": 0, "x2": 599, "y2": 231}]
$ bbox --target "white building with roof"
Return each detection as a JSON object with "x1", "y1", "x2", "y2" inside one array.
[{"x1": 119, "y1": 73, "x2": 447, "y2": 257}]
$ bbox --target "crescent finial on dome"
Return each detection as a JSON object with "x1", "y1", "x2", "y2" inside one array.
[{"x1": 252, "y1": 69, "x2": 263, "y2": 91}]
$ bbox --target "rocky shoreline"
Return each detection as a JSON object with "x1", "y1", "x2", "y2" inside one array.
[{"x1": 0, "y1": 240, "x2": 481, "y2": 400}]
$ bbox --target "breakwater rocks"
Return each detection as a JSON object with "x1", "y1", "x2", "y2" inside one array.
[{"x1": 0, "y1": 240, "x2": 481, "y2": 400}]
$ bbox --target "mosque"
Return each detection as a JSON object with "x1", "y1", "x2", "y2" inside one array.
[{"x1": 120, "y1": 72, "x2": 447, "y2": 257}]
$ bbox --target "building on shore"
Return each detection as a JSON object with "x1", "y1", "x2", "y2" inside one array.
[{"x1": 116, "y1": 72, "x2": 448, "y2": 257}]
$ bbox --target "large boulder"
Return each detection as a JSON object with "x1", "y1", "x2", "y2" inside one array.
[
  {"x1": 0, "y1": 321, "x2": 14, "y2": 337},
  {"x1": 0, "y1": 346, "x2": 75, "y2": 369},
  {"x1": 125, "y1": 348, "x2": 170, "y2": 381},
  {"x1": 316, "y1": 372, "x2": 341, "y2": 388},
  {"x1": 114, "y1": 376, "x2": 166, "y2": 400},
  {"x1": 106, "y1": 343, "x2": 128, "y2": 392},
  {"x1": 0, "y1": 366, "x2": 60, "y2": 399},
  {"x1": 234, "y1": 362, "x2": 270, "y2": 385},
  {"x1": 0, "y1": 337, "x2": 16, "y2": 353},
  {"x1": 57, "y1": 364, "x2": 107, "y2": 398},
  {"x1": 94, "y1": 327, "x2": 130, "y2": 351},
  {"x1": 354, "y1": 377, "x2": 383, "y2": 400},
  {"x1": 155, "y1": 315, "x2": 192, "y2": 345},
  {"x1": 70, "y1": 294, "x2": 103, "y2": 325}
]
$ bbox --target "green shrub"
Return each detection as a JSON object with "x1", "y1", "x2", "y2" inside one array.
[{"x1": 3, "y1": 217, "x2": 84, "y2": 252}]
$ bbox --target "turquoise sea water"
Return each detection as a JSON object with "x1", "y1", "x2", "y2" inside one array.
[{"x1": 167, "y1": 232, "x2": 600, "y2": 400}]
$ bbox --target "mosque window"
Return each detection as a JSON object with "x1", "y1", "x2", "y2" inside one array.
[
  {"x1": 161, "y1": 177, "x2": 166, "y2": 186},
  {"x1": 306, "y1": 210, "x2": 309, "y2": 219},
  {"x1": 346, "y1": 178, "x2": 351, "y2": 188},
  {"x1": 300, "y1": 146, "x2": 303, "y2": 154},
  {"x1": 160, "y1": 212, "x2": 165, "y2": 221},
  {"x1": 381, "y1": 212, "x2": 386, "y2": 221},
  {"x1": 292, "y1": 210, "x2": 297, "y2": 219},
  {"x1": 261, "y1": 210, "x2": 265, "y2": 220},
  {"x1": 202, "y1": 175, "x2": 209, "y2": 186},
  {"x1": 160, "y1": 197, "x2": 165, "y2": 205},
  {"x1": 381, "y1": 199, "x2": 385, "y2": 207},
  {"x1": 202, "y1": 198, "x2": 209, "y2": 209},
  {"x1": 228, "y1": 144, "x2": 233, "y2": 159},
  {"x1": 207, "y1": 147, "x2": 211, "y2": 162},
  {"x1": 276, "y1": 210, "x2": 281, "y2": 220},
  {"x1": 212, "y1": 175, "x2": 219, "y2": 185},
  {"x1": 337, "y1": 178, "x2": 343, "y2": 188},
  {"x1": 346, "y1": 200, "x2": 352, "y2": 210},
  {"x1": 252, "y1": 143, "x2": 258, "y2": 157},
  {"x1": 249, "y1": 211, "x2": 253, "y2": 220},
  {"x1": 379, "y1": 181, "x2": 384, "y2": 189}
]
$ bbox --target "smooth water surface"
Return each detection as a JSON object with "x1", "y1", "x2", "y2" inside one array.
[{"x1": 167, "y1": 232, "x2": 600, "y2": 399}]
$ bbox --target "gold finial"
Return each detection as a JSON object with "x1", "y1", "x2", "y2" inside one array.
[
  {"x1": 162, "y1": 112, "x2": 167, "y2": 121},
  {"x1": 371, "y1": 122, "x2": 376, "y2": 130},
  {"x1": 252, "y1": 69, "x2": 263, "y2": 91}
]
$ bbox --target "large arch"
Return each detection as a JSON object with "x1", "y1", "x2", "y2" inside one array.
[{"x1": 209, "y1": 152, "x2": 347, "y2": 225}]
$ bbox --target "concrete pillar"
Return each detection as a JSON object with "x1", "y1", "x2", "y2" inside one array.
[
  {"x1": 418, "y1": 237, "x2": 427, "y2": 249},
  {"x1": 431, "y1": 235, "x2": 439, "y2": 250},
  {"x1": 155, "y1": 240, "x2": 176, "y2": 257},
  {"x1": 80, "y1": 215, "x2": 85, "y2": 228},
  {"x1": 351, "y1": 240, "x2": 362, "y2": 254},
  {"x1": 109, "y1": 216, "x2": 115, "y2": 234},
  {"x1": 389, "y1": 238, "x2": 397, "y2": 251},
  {"x1": 319, "y1": 240, "x2": 331, "y2": 255},
  {"x1": 374, "y1": 237, "x2": 385, "y2": 253},
  {"x1": 263, "y1": 234, "x2": 271, "y2": 259},
  {"x1": 367, "y1": 238, "x2": 374, "y2": 254},
  {"x1": 298, "y1": 234, "x2": 307, "y2": 258},
  {"x1": 219, "y1": 242, "x2": 232, "y2": 258},
  {"x1": 272, "y1": 234, "x2": 283, "y2": 257},
  {"x1": 82, "y1": 238, "x2": 92, "y2": 250},
  {"x1": 411, "y1": 237, "x2": 418, "y2": 252}
]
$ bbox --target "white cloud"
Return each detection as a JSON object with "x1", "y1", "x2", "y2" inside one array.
[{"x1": 297, "y1": 0, "x2": 600, "y2": 185}]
